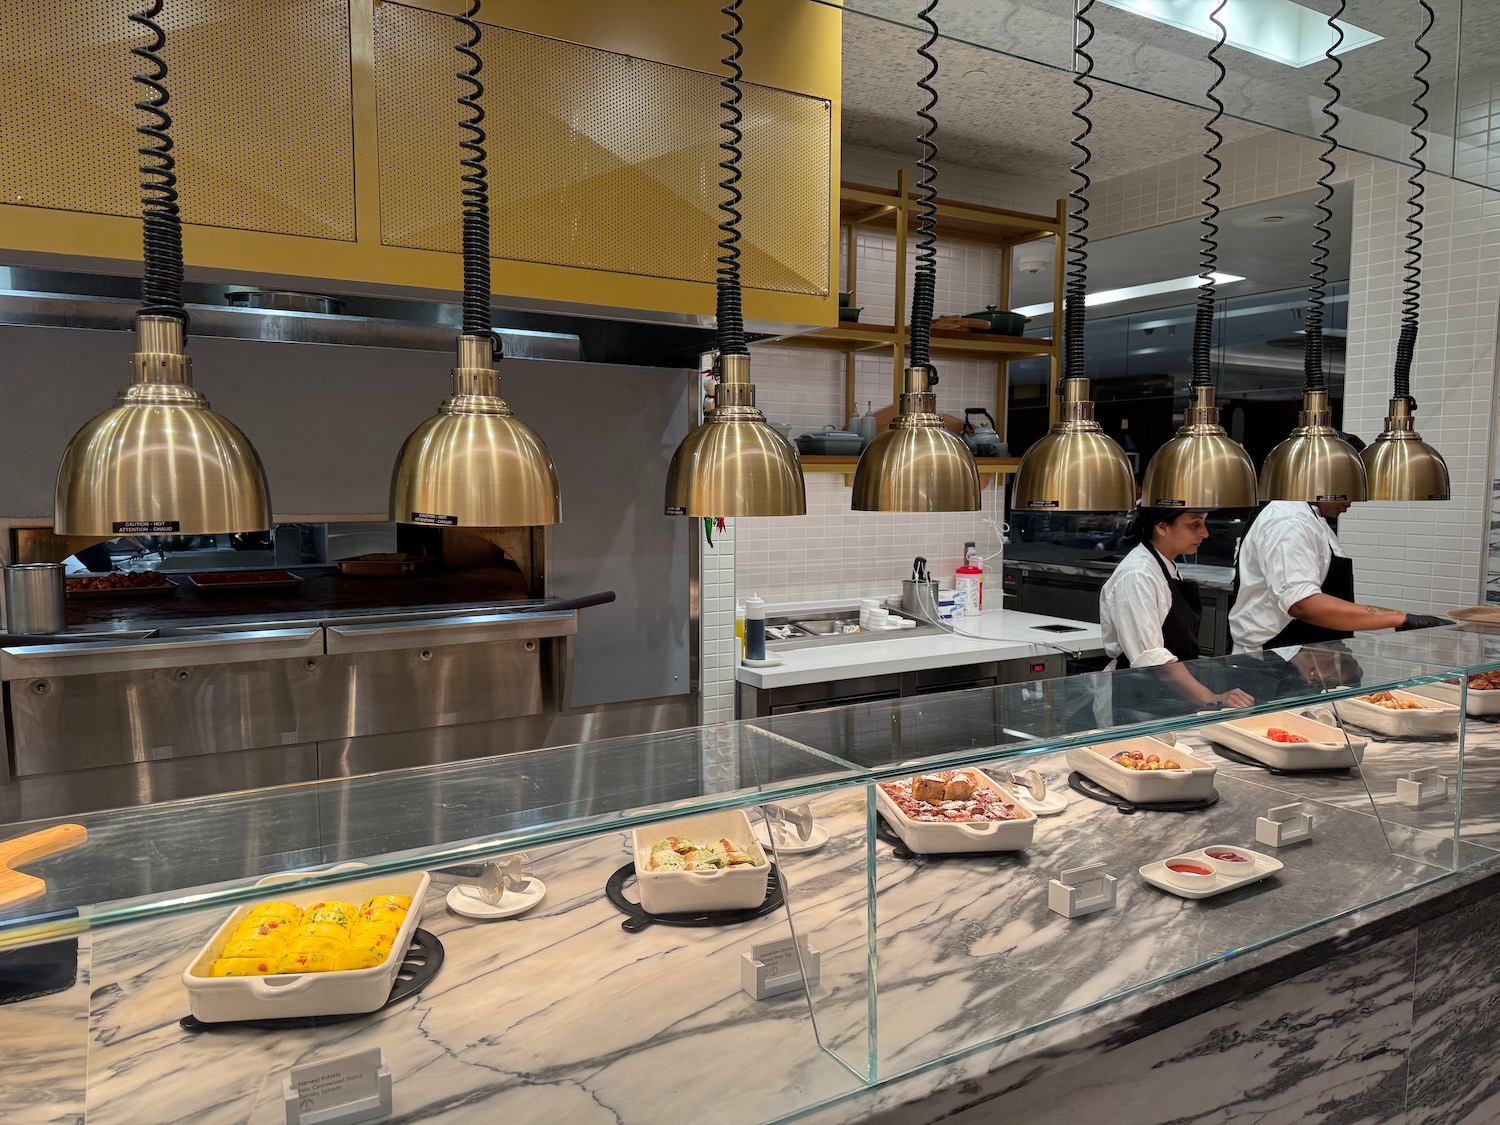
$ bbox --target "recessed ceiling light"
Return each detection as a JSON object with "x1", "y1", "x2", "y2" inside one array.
[
  {"x1": 1097, "y1": 0, "x2": 1382, "y2": 69},
  {"x1": 1260, "y1": 214, "x2": 1286, "y2": 223},
  {"x1": 1012, "y1": 272, "x2": 1246, "y2": 318}
]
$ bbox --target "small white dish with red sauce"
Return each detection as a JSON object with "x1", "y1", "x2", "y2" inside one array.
[{"x1": 1139, "y1": 845, "x2": 1283, "y2": 900}]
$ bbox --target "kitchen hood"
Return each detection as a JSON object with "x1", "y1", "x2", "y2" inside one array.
[{"x1": 0, "y1": 267, "x2": 810, "y2": 369}]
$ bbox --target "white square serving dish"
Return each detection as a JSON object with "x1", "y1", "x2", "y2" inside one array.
[
  {"x1": 1333, "y1": 689, "x2": 1461, "y2": 738},
  {"x1": 181, "y1": 866, "x2": 429, "y2": 1023},
  {"x1": 1066, "y1": 736, "x2": 1217, "y2": 803},
  {"x1": 1199, "y1": 709, "x2": 1366, "y2": 770},
  {"x1": 874, "y1": 767, "x2": 1037, "y2": 854},
  {"x1": 1410, "y1": 678, "x2": 1500, "y2": 717},
  {"x1": 632, "y1": 810, "x2": 771, "y2": 915}
]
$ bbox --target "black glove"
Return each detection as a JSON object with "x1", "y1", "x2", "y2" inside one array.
[{"x1": 1399, "y1": 613, "x2": 1448, "y2": 632}]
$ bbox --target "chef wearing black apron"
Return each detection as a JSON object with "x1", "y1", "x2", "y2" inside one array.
[
  {"x1": 1229, "y1": 500, "x2": 1444, "y2": 653},
  {"x1": 1099, "y1": 508, "x2": 1255, "y2": 723}
]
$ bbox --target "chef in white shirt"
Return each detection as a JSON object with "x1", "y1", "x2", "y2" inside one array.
[
  {"x1": 1229, "y1": 500, "x2": 1446, "y2": 652},
  {"x1": 1099, "y1": 506, "x2": 1255, "y2": 718}
]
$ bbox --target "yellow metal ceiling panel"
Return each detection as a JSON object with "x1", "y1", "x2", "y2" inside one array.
[
  {"x1": 375, "y1": 2, "x2": 831, "y2": 295},
  {"x1": 0, "y1": 0, "x2": 355, "y2": 241}
]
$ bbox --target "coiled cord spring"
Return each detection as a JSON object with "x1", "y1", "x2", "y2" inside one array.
[
  {"x1": 1304, "y1": 0, "x2": 1346, "y2": 394},
  {"x1": 130, "y1": 0, "x2": 187, "y2": 326},
  {"x1": 456, "y1": 0, "x2": 497, "y2": 351},
  {"x1": 1190, "y1": 0, "x2": 1228, "y2": 389},
  {"x1": 908, "y1": 0, "x2": 940, "y2": 370},
  {"x1": 714, "y1": 0, "x2": 748, "y2": 357},
  {"x1": 1394, "y1": 0, "x2": 1435, "y2": 399},
  {"x1": 1063, "y1": 0, "x2": 1097, "y2": 389}
]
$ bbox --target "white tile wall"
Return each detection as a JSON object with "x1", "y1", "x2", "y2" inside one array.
[
  {"x1": 699, "y1": 514, "x2": 737, "y2": 726},
  {"x1": 732, "y1": 144, "x2": 1062, "y2": 617},
  {"x1": 1093, "y1": 131, "x2": 1500, "y2": 613}
]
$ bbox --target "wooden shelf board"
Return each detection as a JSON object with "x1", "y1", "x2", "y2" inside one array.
[
  {"x1": 839, "y1": 181, "x2": 1059, "y2": 240},
  {"x1": 773, "y1": 323, "x2": 1055, "y2": 362}
]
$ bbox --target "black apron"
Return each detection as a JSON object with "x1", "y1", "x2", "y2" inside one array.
[
  {"x1": 1112, "y1": 545, "x2": 1204, "y2": 723},
  {"x1": 1115, "y1": 544, "x2": 1202, "y2": 668},
  {"x1": 1231, "y1": 503, "x2": 1355, "y2": 649}
]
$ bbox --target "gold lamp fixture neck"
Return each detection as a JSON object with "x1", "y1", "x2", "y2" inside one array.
[
  {"x1": 664, "y1": 353, "x2": 807, "y2": 518},
  {"x1": 852, "y1": 364, "x2": 980, "y2": 512},
  {"x1": 1140, "y1": 385, "x2": 1258, "y2": 510},
  {"x1": 1259, "y1": 389, "x2": 1368, "y2": 503},
  {"x1": 1013, "y1": 378, "x2": 1137, "y2": 512},
  {"x1": 1362, "y1": 395, "x2": 1451, "y2": 501}
]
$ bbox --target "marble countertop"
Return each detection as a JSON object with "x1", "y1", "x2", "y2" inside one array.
[
  {"x1": 14, "y1": 712, "x2": 1499, "y2": 1125},
  {"x1": 738, "y1": 608, "x2": 1105, "y2": 689}
]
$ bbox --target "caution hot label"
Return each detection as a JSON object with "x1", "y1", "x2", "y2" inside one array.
[{"x1": 410, "y1": 512, "x2": 458, "y2": 526}]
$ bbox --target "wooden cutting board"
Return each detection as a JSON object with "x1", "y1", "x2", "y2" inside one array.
[{"x1": 0, "y1": 824, "x2": 88, "y2": 908}]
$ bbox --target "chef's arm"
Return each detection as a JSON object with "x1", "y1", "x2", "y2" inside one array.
[
  {"x1": 1288, "y1": 593, "x2": 1406, "y2": 632},
  {"x1": 1150, "y1": 661, "x2": 1254, "y2": 709}
]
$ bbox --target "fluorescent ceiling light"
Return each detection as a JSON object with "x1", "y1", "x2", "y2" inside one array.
[
  {"x1": 1013, "y1": 272, "x2": 1245, "y2": 318},
  {"x1": 1097, "y1": 0, "x2": 1382, "y2": 68}
]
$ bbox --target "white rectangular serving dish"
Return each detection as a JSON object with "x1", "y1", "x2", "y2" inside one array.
[
  {"x1": 633, "y1": 810, "x2": 770, "y2": 914},
  {"x1": 182, "y1": 866, "x2": 429, "y2": 1023},
  {"x1": 1200, "y1": 709, "x2": 1366, "y2": 770},
  {"x1": 1332, "y1": 689, "x2": 1461, "y2": 738},
  {"x1": 873, "y1": 767, "x2": 1037, "y2": 854},
  {"x1": 1139, "y1": 847, "x2": 1284, "y2": 900},
  {"x1": 1410, "y1": 678, "x2": 1500, "y2": 717},
  {"x1": 1065, "y1": 736, "x2": 1217, "y2": 803}
]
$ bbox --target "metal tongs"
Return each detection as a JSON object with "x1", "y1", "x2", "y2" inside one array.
[
  {"x1": 984, "y1": 767, "x2": 1048, "y2": 803},
  {"x1": 912, "y1": 556, "x2": 930, "y2": 583},
  {"x1": 429, "y1": 853, "x2": 534, "y2": 906}
]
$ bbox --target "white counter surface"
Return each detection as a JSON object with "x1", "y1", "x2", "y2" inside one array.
[{"x1": 737, "y1": 608, "x2": 1103, "y2": 689}]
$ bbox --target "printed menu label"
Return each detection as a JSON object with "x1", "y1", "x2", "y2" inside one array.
[{"x1": 286, "y1": 1047, "x2": 384, "y2": 1118}]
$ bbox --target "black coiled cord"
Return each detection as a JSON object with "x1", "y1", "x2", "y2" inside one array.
[
  {"x1": 1190, "y1": 0, "x2": 1228, "y2": 389},
  {"x1": 1063, "y1": 0, "x2": 1097, "y2": 388},
  {"x1": 130, "y1": 0, "x2": 187, "y2": 326},
  {"x1": 456, "y1": 1, "x2": 497, "y2": 351},
  {"x1": 1304, "y1": 0, "x2": 1346, "y2": 393},
  {"x1": 908, "y1": 0, "x2": 940, "y2": 369},
  {"x1": 714, "y1": 0, "x2": 748, "y2": 357},
  {"x1": 1395, "y1": 0, "x2": 1435, "y2": 399}
]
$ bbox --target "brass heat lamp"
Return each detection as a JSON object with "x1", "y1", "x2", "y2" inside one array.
[
  {"x1": 664, "y1": 354, "x2": 805, "y2": 517},
  {"x1": 1138, "y1": 1, "x2": 1257, "y2": 511},
  {"x1": 664, "y1": 0, "x2": 805, "y2": 519},
  {"x1": 1360, "y1": 7, "x2": 1449, "y2": 503},
  {"x1": 56, "y1": 2, "x2": 271, "y2": 536},
  {"x1": 852, "y1": 365, "x2": 979, "y2": 512},
  {"x1": 1260, "y1": 389, "x2": 1367, "y2": 503},
  {"x1": 1012, "y1": 378, "x2": 1136, "y2": 512},
  {"x1": 390, "y1": 2, "x2": 559, "y2": 527}
]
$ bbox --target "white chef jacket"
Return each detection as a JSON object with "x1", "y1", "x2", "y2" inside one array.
[
  {"x1": 1099, "y1": 542, "x2": 1182, "y2": 670},
  {"x1": 1229, "y1": 501, "x2": 1347, "y2": 652}
]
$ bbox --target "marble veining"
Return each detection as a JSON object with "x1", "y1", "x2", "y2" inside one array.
[{"x1": 7, "y1": 720, "x2": 1500, "y2": 1123}]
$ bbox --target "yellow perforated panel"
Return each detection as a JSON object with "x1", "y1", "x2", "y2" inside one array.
[
  {"x1": 375, "y1": 3, "x2": 831, "y2": 295},
  {"x1": 0, "y1": 0, "x2": 355, "y2": 241}
]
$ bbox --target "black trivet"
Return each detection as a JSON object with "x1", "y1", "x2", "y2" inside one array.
[
  {"x1": 1067, "y1": 772, "x2": 1220, "y2": 815},
  {"x1": 1211, "y1": 743, "x2": 1354, "y2": 777},
  {"x1": 179, "y1": 928, "x2": 444, "y2": 1032},
  {"x1": 0, "y1": 937, "x2": 78, "y2": 1005},
  {"x1": 605, "y1": 862, "x2": 784, "y2": 932}
]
